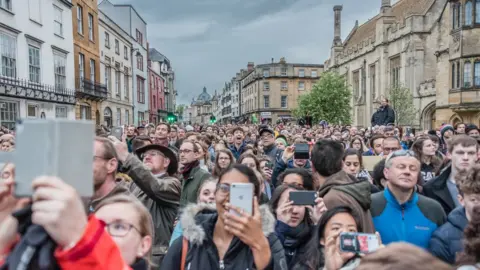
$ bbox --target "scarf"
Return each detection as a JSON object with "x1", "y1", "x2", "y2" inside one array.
[
  {"x1": 181, "y1": 160, "x2": 200, "y2": 179},
  {"x1": 131, "y1": 258, "x2": 148, "y2": 270}
]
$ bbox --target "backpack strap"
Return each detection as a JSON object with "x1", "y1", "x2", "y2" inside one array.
[{"x1": 181, "y1": 237, "x2": 188, "y2": 270}]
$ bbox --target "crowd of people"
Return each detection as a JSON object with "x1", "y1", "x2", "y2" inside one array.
[{"x1": 1, "y1": 120, "x2": 480, "y2": 270}]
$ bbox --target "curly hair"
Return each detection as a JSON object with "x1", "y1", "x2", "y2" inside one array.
[{"x1": 457, "y1": 205, "x2": 480, "y2": 266}]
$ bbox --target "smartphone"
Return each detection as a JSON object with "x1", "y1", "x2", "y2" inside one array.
[
  {"x1": 339, "y1": 232, "x2": 380, "y2": 254},
  {"x1": 289, "y1": 191, "x2": 317, "y2": 205},
  {"x1": 229, "y1": 183, "x2": 254, "y2": 216},
  {"x1": 112, "y1": 126, "x2": 123, "y2": 140},
  {"x1": 294, "y1": 143, "x2": 310, "y2": 160},
  {"x1": 13, "y1": 119, "x2": 94, "y2": 197}
]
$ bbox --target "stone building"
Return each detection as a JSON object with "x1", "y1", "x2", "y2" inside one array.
[
  {"x1": 240, "y1": 59, "x2": 324, "y2": 124},
  {"x1": 325, "y1": 0, "x2": 480, "y2": 129},
  {"x1": 0, "y1": 0, "x2": 77, "y2": 129},
  {"x1": 189, "y1": 87, "x2": 214, "y2": 124},
  {"x1": 73, "y1": 0, "x2": 107, "y2": 122},
  {"x1": 98, "y1": 9, "x2": 133, "y2": 127}
]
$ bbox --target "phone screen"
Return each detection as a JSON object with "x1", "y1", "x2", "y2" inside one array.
[
  {"x1": 339, "y1": 233, "x2": 380, "y2": 254},
  {"x1": 265, "y1": 161, "x2": 274, "y2": 170},
  {"x1": 289, "y1": 191, "x2": 317, "y2": 205}
]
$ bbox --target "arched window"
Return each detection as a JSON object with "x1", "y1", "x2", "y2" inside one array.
[
  {"x1": 477, "y1": 0, "x2": 480, "y2": 23},
  {"x1": 452, "y1": 63, "x2": 456, "y2": 89},
  {"x1": 465, "y1": 1, "x2": 473, "y2": 25},
  {"x1": 464, "y1": 61, "x2": 472, "y2": 88}
]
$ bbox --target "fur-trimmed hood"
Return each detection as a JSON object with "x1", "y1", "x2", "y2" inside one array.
[{"x1": 180, "y1": 203, "x2": 276, "y2": 245}]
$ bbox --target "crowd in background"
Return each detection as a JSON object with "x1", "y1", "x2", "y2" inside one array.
[{"x1": 1, "y1": 119, "x2": 480, "y2": 270}]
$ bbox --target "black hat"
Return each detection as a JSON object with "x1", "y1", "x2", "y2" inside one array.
[
  {"x1": 135, "y1": 144, "x2": 178, "y2": 175},
  {"x1": 259, "y1": 127, "x2": 274, "y2": 136},
  {"x1": 466, "y1": 124, "x2": 479, "y2": 135}
]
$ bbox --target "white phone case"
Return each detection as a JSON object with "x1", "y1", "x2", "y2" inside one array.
[{"x1": 229, "y1": 183, "x2": 254, "y2": 216}]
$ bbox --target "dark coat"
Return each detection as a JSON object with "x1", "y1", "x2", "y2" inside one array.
[
  {"x1": 371, "y1": 105, "x2": 395, "y2": 126},
  {"x1": 179, "y1": 166, "x2": 212, "y2": 208},
  {"x1": 123, "y1": 154, "x2": 181, "y2": 267},
  {"x1": 423, "y1": 166, "x2": 456, "y2": 216},
  {"x1": 161, "y1": 203, "x2": 288, "y2": 270},
  {"x1": 428, "y1": 207, "x2": 468, "y2": 264}
]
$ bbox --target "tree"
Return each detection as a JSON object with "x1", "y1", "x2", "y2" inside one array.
[
  {"x1": 176, "y1": 104, "x2": 186, "y2": 116},
  {"x1": 293, "y1": 71, "x2": 351, "y2": 124},
  {"x1": 387, "y1": 86, "x2": 417, "y2": 126}
]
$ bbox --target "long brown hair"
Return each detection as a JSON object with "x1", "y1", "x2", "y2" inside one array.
[{"x1": 212, "y1": 149, "x2": 235, "y2": 177}]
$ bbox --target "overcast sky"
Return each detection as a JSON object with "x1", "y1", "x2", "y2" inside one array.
[{"x1": 109, "y1": 0, "x2": 398, "y2": 105}]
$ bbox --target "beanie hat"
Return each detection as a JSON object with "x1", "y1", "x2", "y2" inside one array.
[
  {"x1": 440, "y1": 124, "x2": 454, "y2": 138},
  {"x1": 466, "y1": 124, "x2": 479, "y2": 135},
  {"x1": 275, "y1": 136, "x2": 288, "y2": 147}
]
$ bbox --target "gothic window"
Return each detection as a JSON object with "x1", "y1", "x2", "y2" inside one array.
[
  {"x1": 464, "y1": 61, "x2": 472, "y2": 88},
  {"x1": 465, "y1": 1, "x2": 473, "y2": 25},
  {"x1": 476, "y1": 0, "x2": 480, "y2": 23},
  {"x1": 452, "y1": 62, "x2": 456, "y2": 89},
  {"x1": 457, "y1": 62, "x2": 461, "y2": 88},
  {"x1": 474, "y1": 61, "x2": 480, "y2": 87},
  {"x1": 352, "y1": 70, "x2": 360, "y2": 99},
  {"x1": 370, "y1": 64, "x2": 376, "y2": 98},
  {"x1": 390, "y1": 56, "x2": 401, "y2": 88}
]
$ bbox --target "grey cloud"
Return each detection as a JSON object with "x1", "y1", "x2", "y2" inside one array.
[{"x1": 109, "y1": 0, "x2": 394, "y2": 104}]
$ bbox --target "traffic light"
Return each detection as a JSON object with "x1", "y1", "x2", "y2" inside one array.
[
  {"x1": 210, "y1": 115, "x2": 216, "y2": 124},
  {"x1": 167, "y1": 112, "x2": 176, "y2": 123}
]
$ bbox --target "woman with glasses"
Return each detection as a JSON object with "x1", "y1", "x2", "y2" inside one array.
[
  {"x1": 212, "y1": 149, "x2": 235, "y2": 178},
  {"x1": 161, "y1": 164, "x2": 287, "y2": 270},
  {"x1": 0, "y1": 175, "x2": 154, "y2": 269}
]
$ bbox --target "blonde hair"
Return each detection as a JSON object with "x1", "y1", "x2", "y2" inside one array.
[{"x1": 94, "y1": 194, "x2": 155, "y2": 269}]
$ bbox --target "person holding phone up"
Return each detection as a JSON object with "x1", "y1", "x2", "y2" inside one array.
[
  {"x1": 271, "y1": 141, "x2": 311, "y2": 187},
  {"x1": 270, "y1": 184, "x2": 327, "y2": 269},
  {"x1": 161, "y1": 164, "x2": 287, "y2": 270}
]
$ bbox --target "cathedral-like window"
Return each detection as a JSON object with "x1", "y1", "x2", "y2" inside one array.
[
  {"x1": 476, "y1": 0, "x2": 480, "y2": 23},
  {"x1": 465, "y1": 1, "x2": 473, "y2": 25}
]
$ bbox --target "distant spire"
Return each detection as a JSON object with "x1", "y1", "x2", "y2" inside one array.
[{"x1": 203, "y1": 86, "x2": 207, "y2": 92}]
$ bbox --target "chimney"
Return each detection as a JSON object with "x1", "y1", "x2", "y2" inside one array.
[
  {"x1": 381, "y1": 0, "x2": 392, "y2": 14},
  {"x1": 333, "y1": 5, "x2": 343, "y2": 46},
  {"x1": 247, "y1": 62, "x2": 254, "y2": 71}
]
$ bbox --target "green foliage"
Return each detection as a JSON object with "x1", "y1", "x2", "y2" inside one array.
[
  {"x1": 176, "y1": 104, "x2": 186, "y2": 116},
  {"x1": 293, "y1": 71, "x2": 351, "y2": 124},
  {"x1": 387, "y1": 86, "x2": 417, "y2": 126}
]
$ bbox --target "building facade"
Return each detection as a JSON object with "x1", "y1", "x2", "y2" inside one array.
[
  {"x1": 325, "y1": 0, "x2": 480, "y2": 129},
  {"x1": 190, "y1": 87, "x2": 213, "y2": 124},
  {"x1": 231, "y1": 72, "x2": 241, "y2": 122},
  {"x1": 147, "y1": 64, "x2": 165, "y2": 125},
  {"x1": 219, "y1": 82, "x2": 232, "y2": 123},
  {"x1": 73, "y1": 0, "x2": 107, "y2": 122},
  {"x1": 98, "y1": 0, "x2": 148, "y2": 125},
  {"x1": 240, "y1": 59, "x2": 324, "y2": 124},
  {"x1": 98, "y1": 9, "x2": 133, "y2": 127},
  {"x1": 148, "y1": 48, "x2": 171, "y2": 121},
  {"x1": 0, "y1": 0, "x2": 77, "y2": 129}
]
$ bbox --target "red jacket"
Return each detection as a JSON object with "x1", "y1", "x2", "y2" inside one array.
[{"x1": 1, "y1": 216, "x2": 132, "y2": 270}]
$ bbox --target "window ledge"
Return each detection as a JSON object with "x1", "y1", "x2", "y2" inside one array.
[
  {"x1": 29, "y1": 19, "x2": 43, "y2": 27},
  {"x1": 54, "y1": 33, "x2": 65, "y2": 39},
  {"x1": 0, "y1": 7, "x2": 14, "y2": 15}
]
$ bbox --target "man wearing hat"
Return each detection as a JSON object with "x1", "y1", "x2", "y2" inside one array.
[
  {"x1": 259, "y1": 127, "x2": 283, "y2": 164},
  {"x1": 466, "y1": 124, "x2": 480, "y2": 138},
  {"x1": 440, "y1": 124, "x2": 455, "y2": 154},
  {"x1": 113, "y1": 140, "x2": 181, "y2": 266}
]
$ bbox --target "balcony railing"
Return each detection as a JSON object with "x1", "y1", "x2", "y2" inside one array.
[
  {"x1": 0, "y1": 76, "x2": 76, "y2": 104},
  {"x1": 76, "y1": 78, "x2": 108, "y2": 101}
]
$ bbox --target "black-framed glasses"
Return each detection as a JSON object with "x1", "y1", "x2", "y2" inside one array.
[
  {"x1": 105, "y1": 221, "x2": 141, "y2": 237},
  {"x1": 216, "y1": 183, "x2": 230, "y2": 194}
]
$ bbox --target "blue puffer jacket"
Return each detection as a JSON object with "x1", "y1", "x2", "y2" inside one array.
[
  {"x1": 428, "y1": 207, "x2": 468, "y2": 264},
  {"x1": 371, "y1": 188, "x2": 446, "y2": 248}
]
